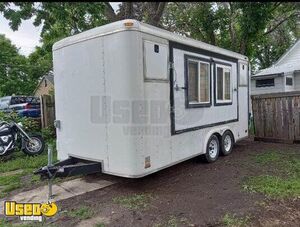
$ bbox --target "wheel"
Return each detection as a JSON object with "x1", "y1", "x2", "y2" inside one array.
[
  {"x1": 22, "y1": 134, "x2": 45, "y2": 156},
  {"x1": 220, "y1": 130, "x2": 234, "y2": 156},
  {"x1": 204, "y1": 134, "x2": 220, "y2": 163}
]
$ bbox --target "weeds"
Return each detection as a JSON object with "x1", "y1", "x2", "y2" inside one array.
[
  {"x1": 95, "y1": 223, "x2": 105, "y2": 227},
  {"x1": 154, "y1": 215, "x2": 191, "y2": 227},
  {"x1": 68, "y1": 206, "x2": 94, "y2": 220},
  {"x1": 113, "y1": 193, "x2": 153, "y2": 210},
  {"x1": 222, "y1": 213, "x2": 250, "y2": 227}
]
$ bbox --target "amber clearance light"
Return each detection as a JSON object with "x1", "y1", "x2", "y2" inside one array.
[{"x1": 124, "y1": 21, "x2": 134, "y2": 28}]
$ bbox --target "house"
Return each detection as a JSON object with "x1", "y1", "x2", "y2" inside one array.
[
  {"x1": 251, "y1": 39, "x2": 300, "y2": 95},
  {"x1": 34, "y1": 72, "x2": 54, "y2": 96}
]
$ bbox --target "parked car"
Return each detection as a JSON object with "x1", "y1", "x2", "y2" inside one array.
[{"x1": 0, "y1": 96, "x2": 41, "y2": 118}]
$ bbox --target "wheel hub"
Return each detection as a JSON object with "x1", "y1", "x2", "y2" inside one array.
[
  {"x1": 26, "y1": 138, "x2": 42, "y2": 153},
  {"x1": 209, "y1": 140, "x2": 218, "y2": 158},
  {"x1": 224, "y1": 135, "x2": 232, "y2": 152}
]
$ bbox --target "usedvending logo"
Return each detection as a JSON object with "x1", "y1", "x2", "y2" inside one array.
[{"x1": 4, "y1": 201, "x2": 58, "y2": 222}]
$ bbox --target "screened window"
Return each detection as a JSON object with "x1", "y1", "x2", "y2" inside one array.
[
  {"x1": 216, "y1": 65, "x2": 232, "y2": 103},
  {"x1": 286, "y1": 77, "x2": 293, "y2": 86},
  {"x1": 187, "y1": 58, "x2": 210, "y2": 105},
  {"x1": 256, "y1": 78, "x2": 274, "y2": 87}
]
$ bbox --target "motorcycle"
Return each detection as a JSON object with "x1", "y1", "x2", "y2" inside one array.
[{"x1": 0, "y1": 121, "x2": 45, "y2": 156}]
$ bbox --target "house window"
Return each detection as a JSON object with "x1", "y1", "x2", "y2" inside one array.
[
  {"x1": 44, "y1": 79, "x2": 47, "y2": 87},
  {"x1": 216, "y1": 65, "x2": 232, "y2": 103},
  {"x1": 256, "y1": 78, "x2": 274, "y2": 87},
  {"x1": 186, "y1": 57, "x2": 210, "y2": 106},
  {"x1": 286, "y1": 77, "x2": 293, "y2": 86}
]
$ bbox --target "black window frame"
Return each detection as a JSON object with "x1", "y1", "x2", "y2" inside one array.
[
  {"x1": 286, "y1": 77, "x2": 293, "y2": 86},
  {"x1": 256, "y1": 78, "x2": 275, "y2": 87},
  {"x1": 184, "y1": 54, "x2": 212, "y2": 108},
  {"x1": 214, "y1": 61, "x2": 233, "y2": 106}
]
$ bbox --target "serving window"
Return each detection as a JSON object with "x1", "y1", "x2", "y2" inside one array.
[
  {"x1": 185, "y1": 55, "x2": 211, "y2": 108},
  {"x1": 215, "y1": 64, "x2": 232, "y2": 105}
]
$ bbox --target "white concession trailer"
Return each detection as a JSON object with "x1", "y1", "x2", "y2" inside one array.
[{"x1": 40, "y1": 19, "x2": 249, "y2": 178}]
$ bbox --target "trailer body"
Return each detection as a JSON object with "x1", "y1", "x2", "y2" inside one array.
[{"x1": 52, "y1": 19, "x2": 249, "y2": 178}]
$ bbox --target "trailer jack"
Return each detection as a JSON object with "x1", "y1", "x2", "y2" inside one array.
[{"x1": 34, "y1": 157, "x2": 102, "y2": 180}]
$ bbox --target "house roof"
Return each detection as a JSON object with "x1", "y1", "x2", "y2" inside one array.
[
  {"x1": 44, "y1": 71, "x2": 54, "y2": 84},
  {"x1": 253, "y1": 39, "x2": 300, "y2": 78},
  {"x1": 53, "y1": 19, "x2": 248, "y2": 61},
  {"x1": 33, "y1": 71, "x2": 54, "y2": 95}
]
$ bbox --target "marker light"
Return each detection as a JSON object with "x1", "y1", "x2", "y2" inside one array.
[{"x1": 124, "y1": 21, "x2": 134, "y2": 28}]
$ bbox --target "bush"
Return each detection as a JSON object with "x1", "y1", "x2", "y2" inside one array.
[
  {"x1": 0, "y1": 112, "x2": 40, "y2": 132},
  {"x1": 41, "y1": 125, "x2": 56, "y2": 145}
]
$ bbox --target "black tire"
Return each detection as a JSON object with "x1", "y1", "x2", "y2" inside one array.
[
  {"x1": 220, "y1": 130, "x2": 234, "y2": 156},
  {"x1": 204, "y1": 134, "x2": 220, "y2": 163},
  {"x1": 22, "y1": 134, "x2": 45, "y2": 156}
]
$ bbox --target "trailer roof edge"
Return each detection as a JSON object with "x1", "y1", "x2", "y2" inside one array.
[{"x1": 53, "y1": 19, "x2": 248, "y2": 61}]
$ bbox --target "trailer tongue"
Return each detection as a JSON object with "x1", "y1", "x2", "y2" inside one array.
[{"x1": 34, "y1": 157, "x2": 102, "y2": 179}]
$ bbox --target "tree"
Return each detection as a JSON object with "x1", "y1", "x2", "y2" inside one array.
[
  {"x1": 0, "y1": 2, "x2": 168, "y2": 82},
  {"x1": 162, "y1": 2, "x2": 298, "y2": 71},
  {"x1": 0, "y1": 35, "x2": 37, "y2": 96},
  {"x1": 103, "y1": 2, "x2": 167, "y2": 27},
  {"x1": 2, "y1": 2, "x2": 297, "y2": 73},
  {"x1": 0, "y1": 2, "x2": 167, "y2": 35}
]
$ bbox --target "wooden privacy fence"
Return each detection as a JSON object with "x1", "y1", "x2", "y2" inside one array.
[
  {"x1": 40, "y1": 95, "x2": 55, "y2": 129},
  {"x1": 251, "y1": 91, "x2": 300, "y2": 144}
]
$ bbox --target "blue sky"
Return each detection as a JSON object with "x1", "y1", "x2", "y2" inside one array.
[{"x1": 0, "y1": 3, "x2": 120, "y2": 56}]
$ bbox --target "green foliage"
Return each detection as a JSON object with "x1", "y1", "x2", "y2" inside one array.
[
  {"x1": 0, "y1": 112, "x2": 40, "y2": 132},
  {"x1": 41, "y1": 125, "x2": 56, "y2": 143},
  {"x1": 113, "y1": 193, "x2": 153, "y2": 210},
  {"x1": 163, "y1": 2, "x2": 298, "y2": 71},
  {"x1": 68, "y1": 206, "x2": 94, "y2": 220},
  {"x1": 0, "y1": 34, "x2": 39, "y2": 96},
  {"x1": 0, "y1": 2, "x2": 299, "y2": 85},
  {"x1": 0, "y1": 2, "x2": 109, "y2": 78},
  {"x1": 222, "y1": 213, "x2": 250, "y2": 227},
  {"x1": 0, "y1": 3, "x2": 108, "y2": 35}
]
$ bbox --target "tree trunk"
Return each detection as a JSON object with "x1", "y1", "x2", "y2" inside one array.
[{"x1": 104, "y1": 2, "x2": 167, "y2": 27}]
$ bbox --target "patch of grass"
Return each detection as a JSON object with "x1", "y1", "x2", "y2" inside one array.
[
  {"x1": 0, "y1": 218, "x2": 13, "y2": 227},
  {"x1": 113, "y1": 193, "x2": 153, "y2": 210},
  {"x1": 95, "y1": 223, "x2": 105, "y2": 227},
  {"x1": 165, "y1": 215, "x2": 178, "y2": 227},
  {"x1": 244, "y1": 150, "x2": 300, "y2": 199},
  {"x1": 254, "y1": 151, "x2": 282, "y2": 165},
  {"x1": 243, "y1": 175, "x2": 300, "y2": 198},
  {"x1": 0, "y1": 149, "x2": 58, "y2": 198},
  {"x1": 253, "y1": 150, "x2": 300, "y2": 176},
  {"x1": 68, "y1": 206, "x2": 93, "y2": 220},
  {"x1": 154, "y1": 216, "x2": 190, "y2": 227},
  {"x1": 0, "y1": 174, "x2": 22, "y2": 198},
  {"x1": 0, "y1": 151, "x2": 55, "y2": 174},
  {"x1": 222, "y1": 213, "x2": 250, "y2": 227}
]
